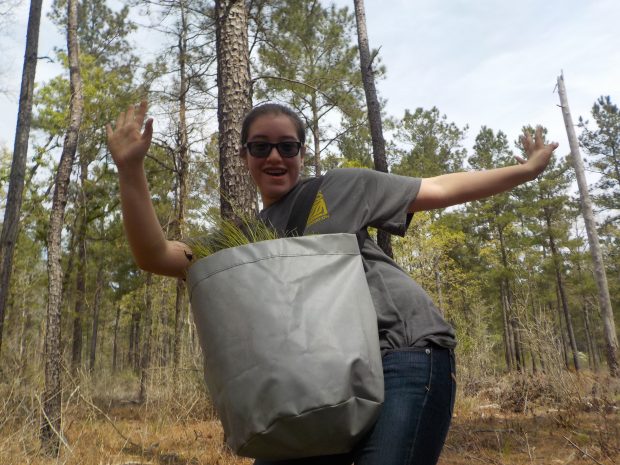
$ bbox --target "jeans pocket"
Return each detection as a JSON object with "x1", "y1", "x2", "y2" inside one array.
[{"x1": 382, "y1": 347, "x2": 432, "y2": 394}]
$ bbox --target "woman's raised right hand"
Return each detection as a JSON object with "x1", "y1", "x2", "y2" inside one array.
[{"x1": 106, "y1": 100, "x2": 153, "y2": 170}]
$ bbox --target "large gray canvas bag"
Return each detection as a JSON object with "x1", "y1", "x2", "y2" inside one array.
[{"x1": 187, "y1": 233, "x2": 384, "y2": 459}]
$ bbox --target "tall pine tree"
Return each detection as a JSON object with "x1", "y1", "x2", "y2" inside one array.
[{"x1": 254, "y1": 0, "x2": 364, "y2": 175}]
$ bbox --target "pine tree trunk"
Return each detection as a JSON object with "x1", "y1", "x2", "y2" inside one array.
[
  {"x1": 135, "y1": 312, "x2": 142, "y2": 371},
  {"x1": 575, "y1": 258, "x2": 598, "y2": 371},
  {"x1": 497, "y1": 228, "x2": 516, "y2": 371},
  {"x1": 129, "y1": 310, "x2": 141, "y2": 372},
  {"x1": 129, "y1": 313, "x2": 135, "y2": 369},
  {"x1": 507, "y1": 314, "x2": 518, "y2": 370},
  {"x1": 16, "y1": 270, "x2": 33, "y2": 372},
  {"x1": 433, "y1": 256, "x2": 444, "y2": 315},
  {"x1": 353, "y1": 0, "x2": 393, "y2": 258},
  {"x1": 173, "y1": 2, "x2": 189, "y2": 371},
  {"x1": 510, "y1": 313, "x2": 523, "y2": 371},
  {"x1": 70, "y1": 217, "x2": 85, "y2": 369},
  {"x1": 71, "y1": 159, "x2": 89, "y2": 370},
  {"x1": 557, "y1": 73, "x2": 619, "y2": 377},
  {"x1": 139, "y1": 273, "x2": 154, "y2": 403},
  {"x1": 554, "y1": 293, "x2": 571, "y2": 370},
  {"x1": 173, "y1": 281, "x2": 185, "y2": 370},
  {"x1": 60, "y1": 213, "x2": 79, "y2": 306},
  {"x1": 19, "y1": 297, "x2": 32, "y2": 374},
  {"x1": 41, "y1": 0, "x2": 83, "y2": 455},
  {"x1": 18, "y1": 284, "x2": 28, "y2": 365},
  {"x1": 311, "y1": 94, "x2": 321, "y2": 177},
  {"x1": 500, "y1": 284, "x2": 514, "y2": 371},
  {"x1": 113, "y1": 306, "x2": 121, "y2": 372},
  {"x1": 160, "y1": 295, "x2": 170, "y2": 367},
  {"x1": 501, "y1": 260, "x2": 522, "y2": 370},
  {"x1": 593, "y1": 328, "x2": 602, "y2": 370},
  {"x1": 534, "y1": 303, "x2": 547, "y2": 372},
  {"x1": 89, "y1": 267, "x2": 103, "y2": 372},
  {"x1": 546, "y1": 215, "x2": 580, "y2": 371},
  {"x1": 216, "y1": 0, "x2": 257, "y2": 219},
  {"x1": 582, "y1": 303, "x2": 597, "y2": 371},
  {"x1": 0, "y1": 0, "x2": 43, "y2": 356},
  {"x1": 186, "y1": 299, "x2": 197, "y2": 362},
  {"x1": 128, "y1": 317, "x2": 134, "y2": 368}
]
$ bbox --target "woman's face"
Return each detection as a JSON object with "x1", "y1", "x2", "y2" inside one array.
[{"x1": 242, "y1": 113, "x2": 305, "y2": 207}]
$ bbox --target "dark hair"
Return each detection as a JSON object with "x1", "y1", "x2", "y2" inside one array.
[{"x1": 240, "y1": 103, "x2": 306, "y2": 146}]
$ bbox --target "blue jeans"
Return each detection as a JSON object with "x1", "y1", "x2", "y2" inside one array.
[{"x1": 254, "y1": 345, "x2": 456, "y2": 465}]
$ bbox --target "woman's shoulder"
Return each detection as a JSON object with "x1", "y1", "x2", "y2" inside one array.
[
  {"x1": 324, "y1": 167, "x2": 400, "y2": 188},
  {"x1": 326, "y1": 167, "x2": 420, "y2": 186},
  {"x1": 324, "y1": 167, "x2": 377, "y2": 181},
  {"x1": 326, "y1": 167, "x2": 367, "y2": 176}
]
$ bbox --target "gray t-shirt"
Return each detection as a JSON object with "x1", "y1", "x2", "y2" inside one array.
[{"x1": 260, "y1": 168, "x2": 456, "y2": 352}]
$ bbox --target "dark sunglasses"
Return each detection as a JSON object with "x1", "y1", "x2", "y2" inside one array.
[{"x1": 244, "y1": 141, "x2": 302, "y2": 158}]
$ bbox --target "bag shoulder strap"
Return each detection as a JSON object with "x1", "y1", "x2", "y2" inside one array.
[
  {"x1": 284, "y1": 176, "x2": 368, "y2": 252},
  {"x1": 285, "y1": 176, "x2": 324, "y2": 237}
]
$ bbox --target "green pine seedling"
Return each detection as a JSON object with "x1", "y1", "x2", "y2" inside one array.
[{"x1": 185, "y1": 215, "x2": 279, "y2": 261}]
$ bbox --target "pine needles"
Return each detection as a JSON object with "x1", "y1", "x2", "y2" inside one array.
[{"x1": 184, "y1": 215, "x2": 279, "y2": 260}]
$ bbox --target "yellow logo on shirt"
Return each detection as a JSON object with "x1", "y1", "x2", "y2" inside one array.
[{"x1": 306, "y1": 191, "x2": 329, "y2": 227}]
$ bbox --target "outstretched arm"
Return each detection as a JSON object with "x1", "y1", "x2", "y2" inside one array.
[
  {"x1": 410, "y1": 127, "x2": 558, "y2": 212},
  {"x1": 107, "y1": 101, "x2": 191, "y2": 278}
]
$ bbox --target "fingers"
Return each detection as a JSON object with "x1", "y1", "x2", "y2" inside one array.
[
  {"x1": 105, "y1": 123, "x2": 113, "y2": 141},
  {"x1": 110, "y1": 101, "x2": 149, "y2": 133},
  {"x1": 521, "y1": 126, "x2": 551, "y2": 152},
  {"x1": 142, "y1": 118, "x2": 154, "y2": 143},
  {"x1": 126, "y1": 104, "x2": 135, "y2": 125},
  {"x1": 521, "y1": 130, "x2": 533, "y2": 153},
  {"x1": 135, "y1": 100, "x2": 148, "y2": 128},
  {"x1": 515, "y1": 155, "x2": 526, "y2": 165},
  {"x1": 534, "y1": 126, "x2": 544, "y2": 149},
  {"x1": 545, "y1": 141, "x2": 559, "y2": 155},
  {"x1": 116, "y1": 111, "x2": 125, "y2": 129}
]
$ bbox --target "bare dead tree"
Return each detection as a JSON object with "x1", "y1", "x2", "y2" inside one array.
[
  {"x1": 353, "y1": 0, "x2": 393, "y2": 257},
  {"x1": 557, "y1": 72, "x2": 619, "y2": 377}
]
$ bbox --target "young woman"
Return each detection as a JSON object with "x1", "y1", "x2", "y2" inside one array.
[{"x1": 107, "y1": 101, "x2": 558, "y2": 465}]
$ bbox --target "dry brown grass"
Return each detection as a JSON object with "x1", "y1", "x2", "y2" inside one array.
[
  {"x1": 0, "y1": 364, "x2": 252, "y2": 465},
  {"x1": 1, "y1": 365, "x2": 618, "y2": 465},
  {"x1": 441, "y1": 370, "x2": 620, "y2": 465}
]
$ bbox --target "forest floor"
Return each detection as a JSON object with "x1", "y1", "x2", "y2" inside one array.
[
  {"x1": 1, "y1": 371, "x2": 619, "y2": 465},
  {"x1": 439, "y1": 404, "x2": 619, "y2": 465}
]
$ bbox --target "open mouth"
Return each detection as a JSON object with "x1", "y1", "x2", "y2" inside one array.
[{"x1": 263, "y1": 168, "x2": 287, "y2": 177}]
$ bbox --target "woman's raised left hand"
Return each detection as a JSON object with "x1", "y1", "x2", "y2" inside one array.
[{"x1": 516, "y1": 126, "x2": 559, "y2": 178}]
